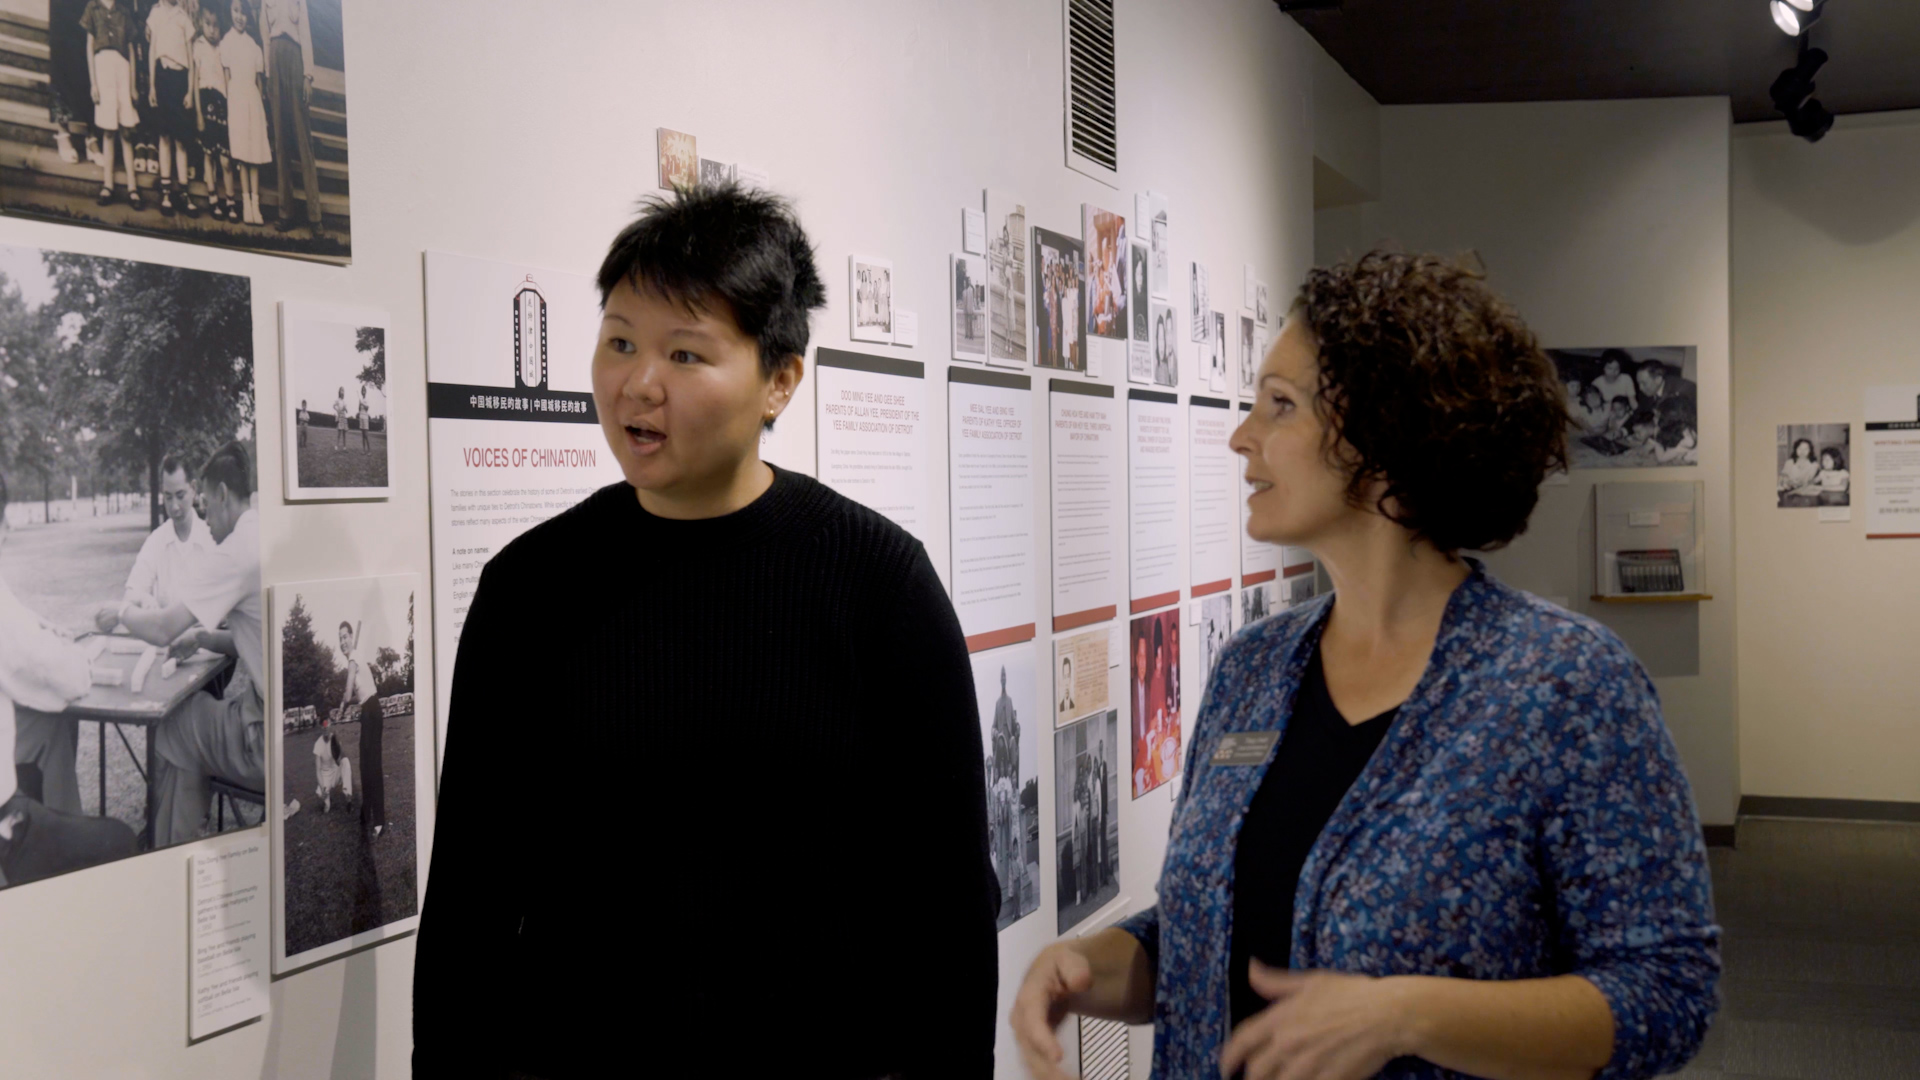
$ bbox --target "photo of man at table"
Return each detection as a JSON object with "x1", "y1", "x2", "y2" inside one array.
[
  {"x1": 0, "y1": 242, "x2": 256, "y2": 887},
  {"x1": 117, "y1": 442, "x2": 265, "y2": 848}
]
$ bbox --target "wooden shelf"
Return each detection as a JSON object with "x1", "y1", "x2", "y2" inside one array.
[{"x1": 1589, "y1": 593, "x2": 1713, "y2": 604}]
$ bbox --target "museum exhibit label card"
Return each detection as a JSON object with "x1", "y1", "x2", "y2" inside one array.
[
  {"x1": 1188, "y1": 396, "x2": 1236, "y2": 597},
  {"x1": 189, "y1": 835, "x2": 269, "y2": 1041},
  {"x1": 948, "y1": 367, "x2": 1036, "y2": 651},
  {"x1": 1237, "y1": 401, "x2": 1282, "y2": 586},
  {"x1": 1127, "y1": 390, "x2": 1184, "y2": 612},
  {"x1": 815, "y1": 348, "x2": 931, "y2": 544},
  {"x1": 1864, "y1": 385, "x2": 1920, "y2": 539},
  {"x1": 423, "y1": 252, "x2": 624, "y2": 765},
  {"x1": 1049, "y1": 380, "x2": 1121, "y2": 632}
]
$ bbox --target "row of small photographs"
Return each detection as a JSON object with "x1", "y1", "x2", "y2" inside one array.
[
  {"x1": 982, "y1": 567, "x2": 1319, "y2": 937},
  {"x1": 654, "y1": 127, "x2": 771, "y2": 194}
]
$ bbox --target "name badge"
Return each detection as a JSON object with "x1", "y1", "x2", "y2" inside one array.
[{"x1": 1210, "y1": 731, "x2": 1280, "y2": 766}]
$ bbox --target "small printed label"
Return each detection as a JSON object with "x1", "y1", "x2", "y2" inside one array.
[
  {"x1": 1819, "y1": 506, "x2": 1852, "y2": 523},
  {"x1": 1629, "y1": 511, "x2": 1661, "y2": 527},
  {"x1": 1210, "y1": 730, "x2": 1280, "y2": 766}
]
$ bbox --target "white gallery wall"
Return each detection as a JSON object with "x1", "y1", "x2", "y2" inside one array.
[
  {"x1": 0, "y1": 1, "x2": 1319, "y2": 1077},
  {"x1": 1731, "y1": 111, "x2": 1920, "y2": 804},
  {"x1": 1340, "y1": 99, "x2": 1741, "y2": 827}
]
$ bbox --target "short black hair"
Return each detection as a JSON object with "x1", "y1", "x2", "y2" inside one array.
[
  {"x1": 1821, "y1": 445, "x2": 1847, "y2": 470},
  {"x1": 1297, "y1": 251, "x2": 1568, "y2": 554},
  {"x1": 160, "y1": 452, "x2": 191, "y2": 482},
  {"x1": 339, "y1": 620, "x2": 353, "y2": 636},
  {"x1": 199, "y1": 441, "x2": 253, "y2": 500},
  {"x1": 596, "y1": 181, "x2": 826, "y2": 380}
]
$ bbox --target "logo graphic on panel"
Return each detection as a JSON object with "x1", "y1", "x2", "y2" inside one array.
[{"x1": 513, "y1": 276, "x2": 549, "y2": 391}]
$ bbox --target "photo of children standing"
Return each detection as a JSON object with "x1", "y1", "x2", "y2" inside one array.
[{"x1": 6, "y1": 0, "x2": 353, "y2": 264}]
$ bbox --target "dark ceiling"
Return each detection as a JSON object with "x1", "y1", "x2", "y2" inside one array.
[{"x1": 1285, "y1": 0, "x2": 1920, "y2": 123}]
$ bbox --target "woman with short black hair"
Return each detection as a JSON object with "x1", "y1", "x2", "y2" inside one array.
[
  {"x1": 1014, "y1": 252, "x2": 1719, "y2": 1080},
  {"x1": 416, "y1": 184, "x2": 997, "y2": 1080}
]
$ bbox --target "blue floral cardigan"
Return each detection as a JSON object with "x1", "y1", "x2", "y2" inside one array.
[{"x1": 1115, "y1": 562, "x2": 1719, "y2": 1079}]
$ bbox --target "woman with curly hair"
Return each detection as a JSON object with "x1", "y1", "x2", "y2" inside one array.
[{"x1": 1013, "y1": 251, "x2": 1719, "y2": 1080}]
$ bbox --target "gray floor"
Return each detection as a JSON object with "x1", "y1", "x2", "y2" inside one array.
[{"x1": 1673, "y1": 818, "x2": 1920, "y2": 1080}]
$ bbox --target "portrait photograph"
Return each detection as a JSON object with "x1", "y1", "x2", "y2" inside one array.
[
  {"x1": 973, "y1": 645, "x2": 1039, "y2": 932},
  {"x1": 985, "y1": 190, "x2": 1027, "y2": 367},
  {"x1": 698, "y1": 157, "x2": 732, "y2": 188},
  {"x1": 656, "y1": 127, "x2": 697, "y2": 190},
  {"x1": 270, "y1": 572, "x2": 420, "y2": 973},
  {"x1": 950, "y1": 252, "x2": 988, "y2": 362},
  {"x1": 1129, "y1": 240, "x2": 1150, "y2": 345},
  {"x1": 0, "y1": 242, "x2": 257, "y2": 891},
  {"x1": 280, "y1": 301, "x2": 389, "y2": 500},
  {"x1": 850, "y1": 254, "x2": 893, "y2": 344},
  {"x1": 1054, "y1": 708, "x2": 1119, "y2": 934},
  {"x1": 1188, "y1": 261, "x2": 1208, "y2": 342},
  {"x1": 1147, "y1": 301, "x2": 1176, "y2": 388},
  {"x1": 1128, "y1": 608, "x2": 1181, "y2": 800},
  {"x1": 1550, "y1": 346, "x2": 1700, "y2": 469},
  {"x1": 1198, "y1": 592, "x2": 1232, "y2": 687},
  {"x1": 1081, "y1": 203, "x2": 1127, "y2": 342},
  {"x1": 1776, "y1": 423, "x2": 1851, "y2": 508},
  {"x1": 5, "y1": 0, "x2": 353, "y2": 264},
  {"x1": 1031, "y1": 227, "x2": 1084, "y2": 372}
]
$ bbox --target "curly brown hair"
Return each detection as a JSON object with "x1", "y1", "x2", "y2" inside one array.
[{"x1": 1295, "y1": 251, "x2": 1568, "y2": 553}]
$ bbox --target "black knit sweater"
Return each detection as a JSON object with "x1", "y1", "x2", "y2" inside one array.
[{"x1": 414, "y1": 467, "x2": 998, "y2": 1079}]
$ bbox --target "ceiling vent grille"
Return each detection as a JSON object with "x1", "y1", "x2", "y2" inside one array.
[
  {"x1": 1064, "y1": 0, "x2": 1118, "y2": 184},
  {"x1": 1077, "y1": 1015, "x2": 1130, "y2": 1080}
]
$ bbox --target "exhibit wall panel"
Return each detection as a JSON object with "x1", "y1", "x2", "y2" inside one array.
[
  {"x1": 1368, "y1": 99, "x2": 1740, "y2": 826},
  {"x1": 0, "y1": 1, "x2": 1318, "y2": 1077},
  {"x1": 1731, "y1": 112, "x2": 1920, "y2": 803}
]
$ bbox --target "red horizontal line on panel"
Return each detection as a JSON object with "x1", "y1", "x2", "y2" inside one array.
[
  {"x1": 1866, "y1": 533, "x2": 1920, "y2": 539},
  {"x1": 1054, "y1": 606, "x2": 1117, "y2": 633},
  {"x1": 1282, "y1": 563, "x2": 1315, "y2": 579},
  {"x1": 966, "y1": 623, "x2": 1038, "y2": 653},
  {"x1": 1130, "y1": 590, "x2": 1180, "y2": 614},
  {"x1": 1191, "y1": 579, "x2": 1231, "y2": 598},
  {"x1": 1242, "y1": 570, "x2": 1277, "y2": 586}
]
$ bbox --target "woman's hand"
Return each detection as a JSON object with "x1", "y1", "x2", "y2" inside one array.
[
  {"x1": 1219, "y1": 963, "x2": 1409, "y2": 1080},
  {"x1": 1012, "y1": 943, "x2": 1095, "y2": 1080}
]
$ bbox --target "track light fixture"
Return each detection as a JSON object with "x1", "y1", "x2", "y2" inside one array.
[
  {"x1": 1771, "y1": 44, "x2": 1835, "y2": 142},
  {"x1": 1769, "y1": 0, "x2": 1825, "y2": 37}
]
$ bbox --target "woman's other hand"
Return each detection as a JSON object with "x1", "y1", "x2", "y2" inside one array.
[
  {"x1": 1012, "y1": 943, "x2": 1096, "y2": 1080},
  {"x1": 1219, "y1": 963, "x2": 1408, "y2": 1080}
]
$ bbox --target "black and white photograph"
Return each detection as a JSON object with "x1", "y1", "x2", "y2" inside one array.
[
  {"x1": 698, "y1": 157, "x2": 732, "y2": 188},
  {"x1": 4, "y1": 0, "x2": 352, "y2": 264},
  {"x1": 1135, "y1": 190, "x2": 1168, "y2": 300},
  {"x1": 1256, "y1": 280, "x2": 1270, "y2": 325},
  {"x1": 850, "y1": 254, "x2": 893, "y2": 344},
  {"x1": 1055, "y1": 708, "x2": 1119, "y2": 934},
  {"x1": 1188, "y1": 261, "x2": 1209, "y2": 343},
  {"x1": 0, "y1": 242, "x2": 258, "y2": 892},
  {"x1": 1031, "y1": 227, "x2": 1084, "y2": 373},
  {"x1": 986, "y1": 189, "x2": 1027, "y2": 367},
  {"x1": 271, "y1": 573, "x2": 419, "y2": 972},
  {"x1": 1148, "y1": 301, "x2": 1177, "y2": 388},
  {"x1": 973, "y1": 646, "x2": 1039, "y2": 932},
  {"x1": 1240, "y1": 579, "x2": 1276, "y2": 627},
  {"x1": 1777, "y1": 423, "x2": 1851, "y2": 508},
  {"x1": 1287, "y1": 569, "x2": 1317, "y2": 605},
  {"x1": 1220, "y1": 312, "x2": 1239, "y2": 394},
  {"x1": 950, "y1": 252, "x2": 987, "y2": 363},
  {"x1": 1205, "y1": 309, "x2": 1227, "y2": 394},
  {"x1": 1239, "y1": 313, "x2": 1256, "y2": 394},
  {"x1": 1129, "y1": 240, "x2": 1150, "y2": 345},
  {"x1": 280, "y1": 301, "x2": 388, "y2": 500},
  {"x1": 1550, "y1": 346, "x2": 1700, "y2": 469},
  {"x1": 1198, "y1": 592, "x2": 1232, "y2": 686}
]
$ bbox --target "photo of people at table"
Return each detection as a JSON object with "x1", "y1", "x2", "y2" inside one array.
[
  {"x1": 1548, "y1": 346, "x2": 1700, "y2": 469},
  {"x1": 1776, "y1": 423, "x2": 1851, "y2": 508},
  {"x1": 0, "y1": 243, "x2": 256, "y2": 890}
]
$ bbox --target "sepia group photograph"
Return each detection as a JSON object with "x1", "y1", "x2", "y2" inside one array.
[{"x1": 0, "y1": 0, "x2": 352, "y2": 263}]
